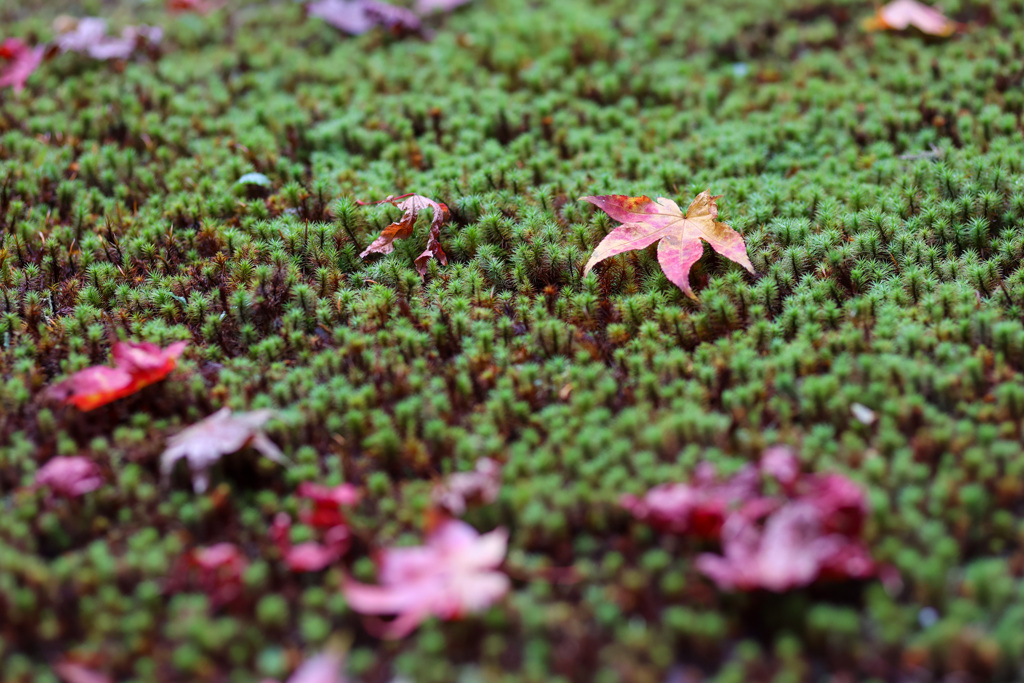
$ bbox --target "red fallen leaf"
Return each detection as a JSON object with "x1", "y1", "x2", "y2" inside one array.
[
  {"x1": 54, "y1": 662, "x2": 112, "y2": 683},
  {"x1": 188, "y1": 543, "x2": 248, "y2": 606},
  {"x1": 343, "y1": 519, "x2": 509, "y2": 638},
  {"x1": 160, "y1": 408, "x2": 285, "y2": 493},
  {"x1": 432, "y1": 457, "x2": 501, "y2": 516},
  {"x1": 49, "y1": 340, "x2": 187, "y2": 411},
  {"x1": 308, "y1": 0, "x2": 422, "y2": 36},
  {"x1": 35, "y1": 456, "x2": 104, "y2": 498},
  {"x1": 167, "y1": 0, "x2": 220, "y2": 13},
  {"x1": 53, "y1": 17, "x2": 162, "y2": 60},
  {"x1": 863, "y1": 0, "x2": 960, "y2": 36},
  {"x1": 621, "y1": 463, "x2": 772, "y2": 539},
  {"x1": 298, "y1": 482, "x2": 361, "y2": 529},
  {"x1": 696, "y1": 501, "x2": 876, "y2": 592},
  {"x1": 798, "y1": 472, "x2": 870, "y2": 537},
  {"x1": 0, "y1": 38, "x2": 44, "y2": 93},
  {"x1": 358, "y1": 193, "x2": 449, "y2": 274},
  {"x1": 271, "y1": 513, "x2": 351, "y2": 572},
  {"x1": 581, "y1": 191, "x2": 755, "y2": 299}
]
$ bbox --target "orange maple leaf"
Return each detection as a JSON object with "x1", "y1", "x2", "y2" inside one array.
[
  {"x1": 863, "y1": 0, "x2": 960, "y2": 36},
  {"x1": 49, "y1": 340, "x2": 187, "y2": 411},
  {"x1": 581, "y1": 191, "x2": 755, "y2": 299}
]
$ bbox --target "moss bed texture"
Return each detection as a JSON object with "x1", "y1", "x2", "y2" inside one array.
[{"x1": 4, "y1": 0, "x2": 1024, "y2": 681}]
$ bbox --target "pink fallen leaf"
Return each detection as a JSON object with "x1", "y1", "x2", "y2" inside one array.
[
  {"x1": 54, "y1": 662, "x2": 112, "y2": 683},
  {"x1": 621, "y1": 463, "x2": 769, "y2": 539},
  {"x1": 432, "y1": 457, "x2": 501, "y2": 516},
  {"x1": 262, "y1": 649, "x2": 347, "y2": 683},
  {"x1": 696, "y1": 501, "x2": 876, "y2": 592},
  {"x1": 160, "y1": 407, "x2": 285, "y2": 493},
  {"x1": 581, "y1": 191, "x2": 755, "y2": 299},
  {"x1": 35, "y1": 456, "x2": 104, "y2": 498},
  {"x1": 53, "y1": 17, "x2": 162, "y2": 60},
  {"x1": 343, "y1": 519, "x2": 509, "y2": 638},
  {"x1": 48, "y1": 340, "x2": 187, "y2": 411},
  {"x1": 863, "y1": 0, "x2": 960, "y2": 36},
  {"x1": 0, "y1": 38, "x2": 45, "y2": 93},
  {"x1": 415, "y1": 0, "x2": 473, "y2": 12},
  {"x1": 358, "y1": 193, "x2": 449, "y2": 274},
  {"x1": 308, "y1": 0, "x2": 422, "y2": 36}
]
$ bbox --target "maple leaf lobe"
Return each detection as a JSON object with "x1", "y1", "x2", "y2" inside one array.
[{"x1": 581, "y1": 191, "x2": 754, "y2": 299}]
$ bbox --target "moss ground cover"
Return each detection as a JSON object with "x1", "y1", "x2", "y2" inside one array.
[{"x1": 3, "y1": 0, "x2": 1024, "y2": 680}]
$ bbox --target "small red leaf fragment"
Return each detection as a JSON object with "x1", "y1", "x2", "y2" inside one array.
[
  {"x1": 49, "y1": 340, "x2": 187, "y2": 411},
  {"x1": 581, "y1": 191, "x2": 754, "y2": 299},
  {"x1": 358, "y1": 194, "x2": 449, "y2": 274}
]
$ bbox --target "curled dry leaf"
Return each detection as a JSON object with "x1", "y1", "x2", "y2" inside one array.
[
  {"x1": 863, "y1": 0, "x2": 960, "y2": 36},
  {"x1": 49, "y1": 340, "x2": 187, "y2": 411},
  {"x1": 160, "y1": 407, "x2": 285, "y2": 493},
  {"x1": 358, "y1": 193, "x2": 449, "y2": 274},
  {"x1": 0, "y1": 38, "x2": 45, "y2": 93},
  {"x1": 343, "y1": 519, "x2": 509, "y2": 638},
  {"x1": 35, "y1": 456, "x2": 104, "y2": 498},
  {"x1": 308, "y1": 0, "x2": 422, "y2": 35},
  {"x1": 581, "y1": 191, "x2": 754, "y2": 299}
]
